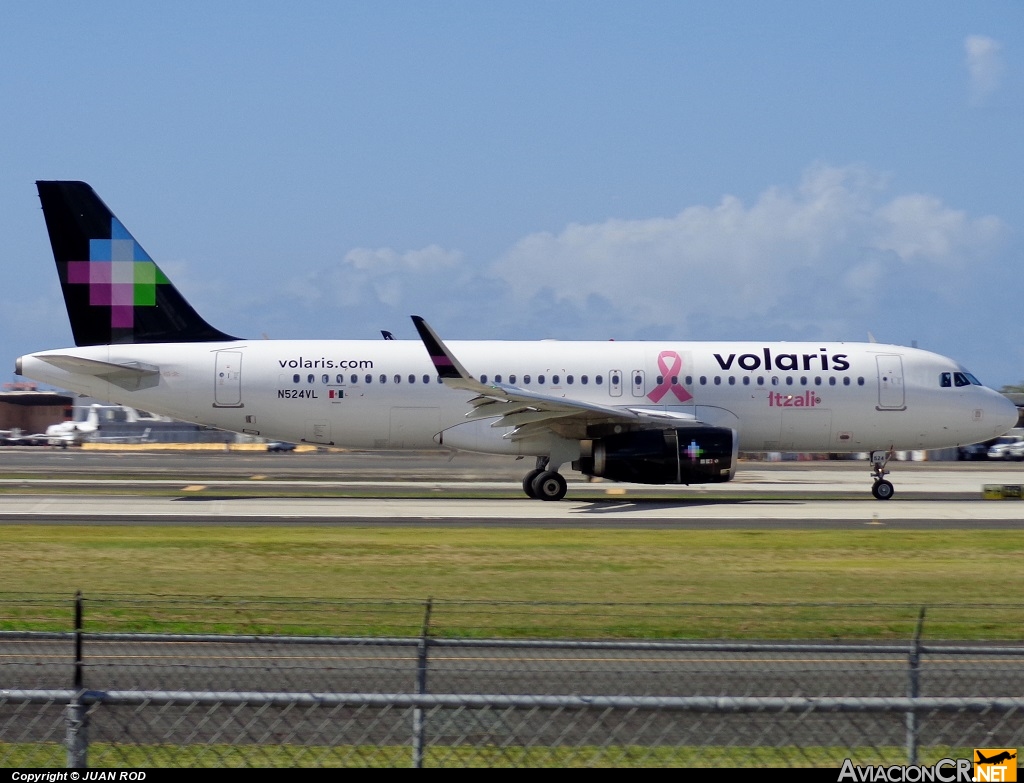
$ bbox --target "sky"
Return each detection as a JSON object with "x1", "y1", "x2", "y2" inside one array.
[{"x1": 2, "y1": 2, "x2": 1022, "y2": 388}]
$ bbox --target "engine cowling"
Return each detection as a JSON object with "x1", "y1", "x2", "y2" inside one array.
[{"x1": 574, "y1": 427, "x2": 737, "y2": 485}]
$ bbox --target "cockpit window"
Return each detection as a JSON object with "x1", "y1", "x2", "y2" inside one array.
[
  {"x1": 953, "y1": 372, "x2": 971, "y2": 387},
  {"x1": 940, "y1": 373, "x2": 951, "y2": 388},
  {"x1": 964, "y1": 372, "x2": 982, "y2": 386}
]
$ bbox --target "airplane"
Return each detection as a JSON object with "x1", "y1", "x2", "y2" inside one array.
[
  {"x1": 0, "y1": 403, "x2": 101, "y2": 447},
  {"x1": 976, "y1": 751, "x2": 1016, "y2": 765},
  {"x1": 14, "y1": 181, "x2": 1020, "y2": 500},
  {"x1": 43, "y1": 403, "x2": 101, "y2": 446}
]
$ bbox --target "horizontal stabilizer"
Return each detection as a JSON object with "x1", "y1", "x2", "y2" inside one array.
[{"x1": 38, "y1": 354, "x2": 160, "y2": 391}]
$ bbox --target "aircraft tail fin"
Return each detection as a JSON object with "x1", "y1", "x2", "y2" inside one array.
[{"x1": 35, "y1": 181, "x2": 238, "y2": 346}]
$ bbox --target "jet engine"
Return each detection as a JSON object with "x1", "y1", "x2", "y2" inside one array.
[{"x1": 574, "y1": 427, "x2": 737, "y2": 484}]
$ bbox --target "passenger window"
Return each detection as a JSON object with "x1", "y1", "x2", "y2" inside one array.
[
  {"x1": 714, "y1": 376, "x2": 721, "y2": 385},
  {"x1": 365, "y1": 374, "x2": 372, "y2": 384},
  {"x1": 408, "y1": 375, "x2": 416, "y2": 384},
  {"x1": 566, "y1": 375, "x2": 573, "y2": 384},
  {"x1": 757, "y1": 376, "x2": 764, "y2": 386},
  {"x1": 595, "y1": 375, "x2": 602, "y2": 385},
  {"x1": 322, "y1": 374, "x2": 329, "y2": 384},
  {"x1": 480, "y1": 374, "x2": 488, "y2": 383},
  {"x1": 336, "y1": 374, "x2": 343, "y2": 384},
  {"x1": 940, "y1": 373, "x2": 951, "y2": 387},
  {"x1": 843, "y1": 377, "x2": 851, "y2": 386},
  {"x1": 422, "y1": 375, "x2": 429, "y2": 384},
  {"x1": 699, "y1": 376, "x2": 707, "y2": 385},
  {"x1": 509, "y1": 374, "x2": 516, "y2": 384},
  {"x1": 800, "y1": 377, "x2": 807, "y2": 386},
  {"x1": 610, "y1": 374, "x2": 619, "y2": 385},
  {"x1": 351, "y1": 374, "x2": 358, "y2": 384},
  {"x1": 581, "y1": 375, "x2": 588, "y2": 385},
  {"x1": 394, "y1": 375, "x2": 401, "y2": 384},
  {"x1": 857, "y1": 377, "x2": 865, "y2": 386},
  {"x1": 524, "y1": 375, "x2": 532, "y2": 384},
  {"x1": 293, "y1": 374, "x2": 300, "y2": 383},
  {"x1": 379, "y1": 374, "x2": 387, "y2": 384},
  {"x1": 656, "y1": 375, "x2": 664, "y2": 385},
  {"x1": 829, "y1": 377, "x2": 836, "y2": 386},
  {"x1": 728, "y1": 376, "x2": 735, "y2": 385},
  {"x1": 814, "y1": 377, "x2": 821, "y2": 386},
  {"x1": 538, "y1": 375, "x2": 546, "y2": 384},
  {"x1": 771, "y1": 377, "x2": 779, "y2": 386},
  {"x1": 493, "y1": 374, "x2": 501, "y2": 383},
  {"x1": 307, "y1": 374, "x2": 314, "y2": 384},
  {"x1": 742, "y1": 377, "x2": 750, "y2": 386},
  {"x1": 785, "y1": 377, "x2": 793, "y2": 386},
  {"x1": 685, "y1": 376, "x2": 692, "y2": 385},
  {"x1": 553, "y1": 375, "x2": 561, "y2": 384}
]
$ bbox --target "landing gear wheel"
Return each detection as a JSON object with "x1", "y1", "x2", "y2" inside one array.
[
  {"x1": 531, "y1": 470, "x2": 567, "y2": 501},
  {"x1": 522, "y1": 469, "x2": 544, "y2": 499},
  {"x1": 872, "y1": 480, "x2": 894, "y2": 500}
]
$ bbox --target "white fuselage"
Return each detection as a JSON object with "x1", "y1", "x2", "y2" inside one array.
[{"x1": 18, "y1": 339, "x2": 1017, "y2": 459}]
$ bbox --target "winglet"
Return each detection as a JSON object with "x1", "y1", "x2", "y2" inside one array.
[{"x1": 411, "y1": 315, "x2": 474, "y2": 381}]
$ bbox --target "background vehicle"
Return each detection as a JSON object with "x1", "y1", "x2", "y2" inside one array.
[
  {"x1": 1005, "y1": 440, "x2": 1024, "y2": 461},
  {"x1": 987, "y1": 434, "x2": 1024, "y2": 460},
  {"x1": 266, "y1": 441, "x2": 297, "y2": 453},
  {"x1": 958, "y1": 441, "x2": 992, "y2": 460}
]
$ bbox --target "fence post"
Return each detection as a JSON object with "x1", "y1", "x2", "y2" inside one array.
[
  {"x1": 906, "y1": 606, "x2": 925, "y2": 765},
  {"x1": 74, "y1": 591, "x2": 84, "y2": 690},
  {"x1": 67, "y1": 591, "x2": 88, "y2": 768},
  {"x1": 412, "y1": 597, "x2": 433, "y2": 769}
]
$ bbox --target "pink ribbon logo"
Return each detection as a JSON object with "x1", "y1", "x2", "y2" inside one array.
[{"x1": 647, "y1": 351, "x2": 693, "y2": 403}]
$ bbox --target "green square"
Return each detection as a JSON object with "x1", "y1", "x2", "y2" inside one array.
[
  {"x1": 134, "y1": 262, "x2": 157, "y2": 285},
  {"x1": 134, "y1": 283, "x2": 156, "y2": 306}
]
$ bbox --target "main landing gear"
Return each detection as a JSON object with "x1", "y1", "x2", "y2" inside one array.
[
  {"x1": 869, "y1": 449, "x2": 895, "y2": 500},
  {"x1": 522, "y1": 457, "x2": 567, "y2": 501}
]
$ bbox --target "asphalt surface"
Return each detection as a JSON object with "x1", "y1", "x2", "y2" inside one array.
[{"x1": 1, "y1": 448, "x2": 1022, "y2": 528}]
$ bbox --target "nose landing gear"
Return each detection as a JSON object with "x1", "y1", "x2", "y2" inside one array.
[{"x1": 870, "y1": 449, "x2": 895, "y2": 500}]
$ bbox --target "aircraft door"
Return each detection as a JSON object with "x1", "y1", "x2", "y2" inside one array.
[
  {"x1": 609, "y1": 370, "x2": 623, "y2": 398},
  {"x1": 631, "y1": 370, "x2": 646, "y2": 398},
  {"x1": 876, "y1": 355, "x2": 906, "y2": 411},
  {"x1": 213, "y1": 351, "x2": 243, "y2": 408}
]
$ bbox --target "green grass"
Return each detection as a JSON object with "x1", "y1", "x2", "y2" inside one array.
[
  {"x1": 1, "y1": 526, "x2": 1023, "y2": 638},
  {"x1": 0, "y1": 742, "x2": 978, "y2": 768}
]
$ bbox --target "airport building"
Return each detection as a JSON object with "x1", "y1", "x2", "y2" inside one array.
[{"x1": 0, "y1": 383, "x2": 74, "y2": 436}]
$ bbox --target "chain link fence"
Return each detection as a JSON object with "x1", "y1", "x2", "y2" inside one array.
[{"x1": 1, "y1": 595, "x2": 1023, "y2": 767}]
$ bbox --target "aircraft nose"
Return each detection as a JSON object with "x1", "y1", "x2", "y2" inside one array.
[{"x1": 992, "y1": 391, "x2": 1020, "y2": 435}]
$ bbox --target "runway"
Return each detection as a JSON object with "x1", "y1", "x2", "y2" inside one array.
[
  {"x1": 0, "y1": 494, "x2": 1022, "y2": 528},
  {"x1": 0, "y1": 449, "x2": 1021, "y2": 528}
]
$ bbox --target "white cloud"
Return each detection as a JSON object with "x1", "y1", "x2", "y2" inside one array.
[
  {"x1": 284, "y1": 244, "x2": 464, "y2": 310},
  {"x1": 272, "y1": 164, "x2": 1007, "y2": 344},
  {"x1": 490, "y1": 164, "x2": 1007, "y2": 338},
  {"x1": 965, "y1": 35, "x2": 1004, "y2": 104}
]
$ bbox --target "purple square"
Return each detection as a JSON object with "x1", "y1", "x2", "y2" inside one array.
[
  {"x1": 90, "y1": 283, "x2": 112, "y2": 306},
  {"x1": 110, "y1": 284, "x2": 134, "y2": 306},
  {"x1": 111, "y1": 306, "x2": 134, "y2": 328},
  {"x1": 90, "y1": 262, "x2": 113, "y2": 285},
  {"x1": 67, "y1": 261, "x2": 91, "y2": 284}
]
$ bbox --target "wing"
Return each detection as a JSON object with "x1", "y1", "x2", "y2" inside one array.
[{"x1": 411, "y1": 316, "x2": 700, "y2": 441}]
